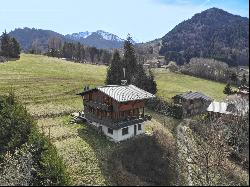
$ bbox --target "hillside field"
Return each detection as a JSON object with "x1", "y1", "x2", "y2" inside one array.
[
  {"x1": 0, "y1": 54, "x2": 228, "y2": 185},
  {"x1": 0, "y1": 54, "x2": 227, "y2": 107}
]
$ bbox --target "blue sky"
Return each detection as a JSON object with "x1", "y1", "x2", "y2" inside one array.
[{"x1": 0, "y1": 0, "x2": 249, "y2": 42}]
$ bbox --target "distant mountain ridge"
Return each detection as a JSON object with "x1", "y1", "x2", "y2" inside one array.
[
  {"x1": 8, "y1": 28, "x2": 125, "y2": 52},
  {"x1": 66, "y1": 30, "x2": 124, "y2": 42},
  {"x1": 7, "y1": 7, "x2": 249, "y2": 66},
  {"x1": 65, "y1": 30, "x2": 124, "y2": 49},
  {"x1": 159, "y1": 7, "x2": 249, "y2": 66},
  {"x1": 8, "y1": 27, "x2": 69, "y2": 52}
]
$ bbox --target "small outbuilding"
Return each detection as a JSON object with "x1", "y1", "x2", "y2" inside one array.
[{"x1": 172, "y1": 91, "x2": 213, "y2": 117}]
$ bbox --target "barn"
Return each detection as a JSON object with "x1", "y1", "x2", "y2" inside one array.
[{"x1": 172, "y1": 91, "x2": 213, "y2": 117}]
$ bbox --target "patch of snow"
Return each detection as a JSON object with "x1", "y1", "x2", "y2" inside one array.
[
  {"x1": 96, "y1": 30, "x2": 124, "y2": 42},
  {"x1": 69, "y1": 31, "x2": 93, "y2": 39}
]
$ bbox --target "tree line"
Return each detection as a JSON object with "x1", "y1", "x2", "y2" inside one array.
[
  {"x1": 181, "y1": 58, "x2": 249, "y2": 87},
  {"x1": 0, "y1": 31, "x2": 20, "y2": 59},
  {"x1": 106, "y1": 36, "x2": 157, "y2": 94},
  {"x1": 45, "y1": 37, "x2": 112, "y2": 65}
]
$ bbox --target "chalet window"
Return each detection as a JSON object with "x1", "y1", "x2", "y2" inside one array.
[
  {"x1": 89, "y1": 93, "x2": 93, "y2": 101},
  {"x1": 108, "y1": 128, "x2": 113, "y2": 135},
  {"x1": 138, "y1": 124, "x2": 142, "y2": 131},
  {"x1": 122, "y1": 127, "x2": 129, "y2": 135}
]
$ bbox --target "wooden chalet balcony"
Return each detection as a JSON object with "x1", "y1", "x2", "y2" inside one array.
[
  {"x1": 84, "y1": 100, "x2": 113, "y2": 112},
  {"x1": 85, "y1": 112, "x2": 150, "y2": 130}
]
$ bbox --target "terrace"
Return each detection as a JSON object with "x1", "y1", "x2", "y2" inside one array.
[{"x1": 85, "y1": 112, "x2": 150, "y2": 130}]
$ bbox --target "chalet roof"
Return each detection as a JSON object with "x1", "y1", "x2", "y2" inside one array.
[
  {"x1": 173, "y1": 91, "x2": 212, "y2": 101},
  {"x1": 77, "y1": 84, "x2": 155, "y2": 102},
  {"x1": 97, "y1": 85, "x2": 155, "y2": 102}
]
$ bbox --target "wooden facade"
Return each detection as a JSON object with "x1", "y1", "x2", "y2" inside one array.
[
  {"x1": 82, "y1": 90, "x2": 145, "y2": 125},
  {"x1": 172, "y1": 92, "x2": 212, "y2": 117}
]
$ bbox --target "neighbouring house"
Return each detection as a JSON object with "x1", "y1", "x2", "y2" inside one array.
[
  {"x1": 172, "y1": 91, "x2": 213, "y2": 118},
  {"x1": 165, "y1": 61, "x2": 179, "y2": 72},
  {"x1": 207, "y1": 96, "x2": 249, "y2": 118},
  {"x1": 144, "y1": 56, "x2": 166, "y2": 69},
  {"x1": 77, "y1": 84, "x2": 155, "y2": 142},
  {"x1": 237, "y1": 85, "x2": 249, "y2": 100}
]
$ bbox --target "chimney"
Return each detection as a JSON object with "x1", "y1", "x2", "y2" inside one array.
[
  {"x1": 121, "y1": 68, "x2": 127, "y2": 86},
  {"x1": 84, "y1": 85, "x2": 90, "y2": 91}
]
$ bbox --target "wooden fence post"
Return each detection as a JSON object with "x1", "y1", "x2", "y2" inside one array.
[{"x1": 49, "y1": 126, "x2": 51, "y2": 140}]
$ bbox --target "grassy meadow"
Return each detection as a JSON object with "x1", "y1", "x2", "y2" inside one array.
[
  {"x1": 0, "y1": 54, "x2": 229, "y2": 185},
  {"x1": 153, "y1": 68, "x2": 227, "y2": 101}
]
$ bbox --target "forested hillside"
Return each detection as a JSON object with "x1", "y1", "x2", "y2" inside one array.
[
  {"x1": 159, "y1": 8, "x2": 249, "y2": 66},
  {"x1": 9, "y1": 28, "x2": 68, "y2": 52}
]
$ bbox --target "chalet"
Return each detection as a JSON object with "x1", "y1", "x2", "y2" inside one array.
[
  {"x1": 77, "y1": 84, "x2": 155, "y2": 142},
  {"x1": 207, "y1": 97, "x2": 249, "y2": 119},
  {"x1": 172, "y1": 91, "x2": 213, "y2": 117}
]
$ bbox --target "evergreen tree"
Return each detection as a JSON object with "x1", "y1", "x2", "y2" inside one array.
[
  {"x1": 10, "y1": 38, "x2": 20, "y2": 58},
  {"x1": 89, "y1": 47, "x2": 98, "y2": 63},
  {"x1": 132, "y1": 65, "x2": 157, "y2": 94},
  {"x1": 80, "y1": 45, "x2": 85, "y2": 62},
  {"x1": 75, "y1": 42, "x2": 81, "y2": 62},
  {"x1": 123, "y1": 35, "x2": 138, "y2": 83},
  {"x1": 105, "y1": 35, "x2": 157, "y2": 94},
  {"x1": 0, "y1": 31, "x2": 11, "y2": 57},
  {"x1": 101, "y1": 51, "x2": 112, "y2": 65},
  {"x1": 147, "y1": 69, "x2": 157, "y2": 94},
  {"x1": 0, "y1": 31, "x2": 20, "y2": 58},
  {"x1": 223, "y1": 83, "x2": 233, "y2": 95},
  {"x1": 241, "y1": 74, "x2": 247, "y2": 86},
  {"x1": 106, "y1": 50, "x2": 123, "y2": 85},
  {"x1": 230, "y1": 72, "x2": 238, "y2": 85}
]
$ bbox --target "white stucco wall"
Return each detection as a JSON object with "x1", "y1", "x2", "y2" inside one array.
[
  {"x1": 104, "y1": 123, "x2": 145, "y2": 142},
  {"x1": 87, "y1": 120, "x2": 145, "y2": 142},
  {"x1": 115, "y1": 123, "x2": 145, "y2": 142}
]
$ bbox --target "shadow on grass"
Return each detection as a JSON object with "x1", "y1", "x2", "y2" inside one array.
[
  {"x1": 76, "y1": 121, "x2": 178, "y2": 186},
  {"x1": 107, "y1": 134, "x2": 177, "y2": 186},
  {"x1": 1, "y1": 57, "x2": 20, "y2": 63}
]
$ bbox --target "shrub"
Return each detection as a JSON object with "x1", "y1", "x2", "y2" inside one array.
[
  {"x1": 170, "y1": 104, "x2": 183, "y2": 119},
  {"x1": 28, "y1": 128, "x2": 70, "y2": 186},
  {"x1": 0, "y1": 93, "x2": 69, "y2": 185},
  {"x1": 0, "y1": 93, "x2": 35, "y2": 156}
]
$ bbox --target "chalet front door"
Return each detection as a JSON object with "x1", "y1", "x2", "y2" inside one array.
[{"x1": 134, "y1": 125, "x2": 137, "y2": 136}]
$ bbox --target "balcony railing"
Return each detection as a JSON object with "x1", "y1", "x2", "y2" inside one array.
[
  {"x1": 84, "y1": 100, "x2": 113, "y2": 111},
  {"x1": 84, "y1": 112, "x2": 150, "y2": 130}
]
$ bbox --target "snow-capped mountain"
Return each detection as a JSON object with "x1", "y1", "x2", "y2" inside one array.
[
  {"x1": 68, "y1": 31, "x2": 93, "y2": 40},
  {"x1": 67, "y1": 30, "x2": 124, "y2": 42},
  {"x1": 65, "y1": 30, "x2": 125, "y2": 49},
  {"x1": 95, "y1": 30, "x2": 124, "y2": 42}
]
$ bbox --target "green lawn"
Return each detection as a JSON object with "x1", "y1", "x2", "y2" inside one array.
[
  {"x1": 0, "y1": 54, "x2": 227, "y2": 110},
  {"x1": 153, "y1": 68, "x2": 227, "y2": 101},
  {"x1": 0, "y1": 54, "x2": 107, "y2": 116},
  {"x1": 0, "y1": 54, "x2": 229, "y2": 185}
]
